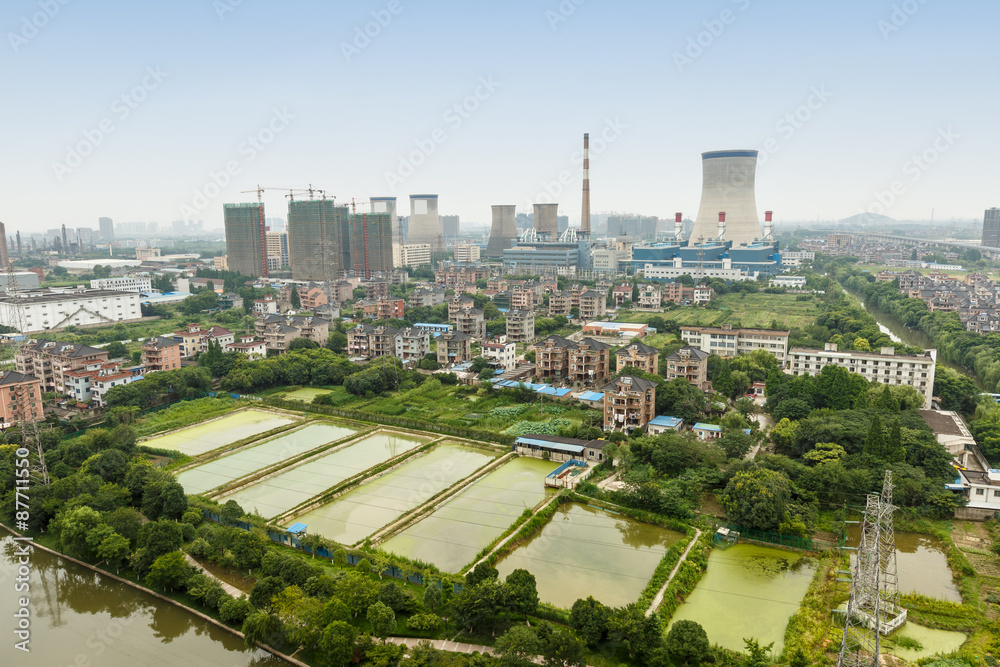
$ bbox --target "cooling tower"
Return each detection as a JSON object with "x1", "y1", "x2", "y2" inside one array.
[
  {"x1": 370, "y1": 197, "x2": 398, "y2": 236},
  {"x1": 691, "y1": 150, "x2": 761, "y2": 245},
  {"x1": 486, "y1": 205, "x2": 517, "y2": 258},
  {"x1": 407, "y1": 194, "x2": 441, "y2": 245},
  {"x1": 534, "y1": 203, "x2": 559, "y2": 238}
]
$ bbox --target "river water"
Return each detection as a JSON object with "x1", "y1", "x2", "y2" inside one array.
[{"x1": 0, "y1": 536, "x2": 284, "y2": 666}]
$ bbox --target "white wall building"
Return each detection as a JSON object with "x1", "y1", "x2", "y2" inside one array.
[
  {"x1": 394, "y1": 244, "x2": 432, "y2": 267},
  {"x1": 787, "y1": 343, "x2": 936, "y2": 409},
  {"x1": 0, "y1": 288, "x2": 142, "y2": 333},
  {"x1": 642, "y1": 260, "x2": 757, "y2": 282},
  {"x1": 681, "y1": 325, "x2": 791, "y2": 363},
  {"x1": 225, "y1": 336, "x2": 267, "y2": 360},
  {"x1": 769, "y1": 275, "x2": 807, "y2": 288},
  {"x1": 482, "y1": 340, "x2": 517, "y2": 370},
  {"x1": 90, "y1": 276, "x2": 153, "y2": 292},
  {"x1": 453, "y1": 244, "x2": 481, "y2": 263}
]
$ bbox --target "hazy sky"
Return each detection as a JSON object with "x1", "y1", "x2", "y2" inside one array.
[{"x1": 3, "y1": 0, "x2": 996, "y2": 233}]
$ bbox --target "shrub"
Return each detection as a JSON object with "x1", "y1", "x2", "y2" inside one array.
[
  {"x1": 407, "y1": 613, "x2": 443, "y2": 632},
  {"x1": 220, "y1": 596, "x2": 252, "y2": 625}
]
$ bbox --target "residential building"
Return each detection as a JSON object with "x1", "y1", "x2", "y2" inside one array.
[
  {"x1": 983, "y1": 208, "x2": 1000, "y2": 248},
  {"x1": 611, "y1": 283, "x2": 632, "y2": 307},
  {"x1": 394, "y1": 327, "x2": 430, "y2": 363},
  {"x1": 255, "y1": 314, "x2": 330, "y2": 352},
  {"x1": 17, "y1": 340, "x2": 110, "y2": 393},
  {"x1": 787, "y1": 343, "x2": 937, "y2": 409},
  {"x1": 266, "y1": 231, "x2": 290, "y2": 268},
  {"x1": 0, "y1": 288, "x2": 142, "y2": 333},
  {"x1": 578, "y1": 290, "x2": 606, "y2": 320},
  {"x1": 513, "y1": 434, "x2": 608, "y2": 467},
  {"x1": 141, "y1": 337, "x2": 182, "y2": 372},
  {"x1": 435, "y1": 266, "x2": 489, "y2": 287},
  {"x1": 603, "y1": 375, "x2": 657, "y2": 431},
  {"x1": 455, "y1": 307, "x2": 486, "y2": 340},
  {"x1": 454, "y1": 244, "x2": 481, "y2": 263},
  {"x1": 223, "y1": 202, "x2": 268, "y2": 277},
  {"x1": 356, "y1": 300, "x2": 379, "y2": 319},
  {"x1": 616, "y1": 340, "x2": 660, "y2": 375},
  {"x1": 692, "y1": 423, "x2": 723, "y2": 440},
  {"x1": 377, "y1": 297, "x2": 407, "y2": 321},
  {"x1": 506, "y1": 309, "x2": 535, "y2": 343},
  {"x1": 218, "y1": 293, "x2": 243, "y2": 310},
  {"x1": 436, "y1": 331, "x2": 473, "y2": 365},
  {"x1": 582, "y1": 321, "x2": 650, "y2": 339},
  {"x1": 482, "y1": 340, "x2": 517, "y2": 371},
  {"x1": 298, "y1": 284, "x2": 328, "y2": 309},
  {"x1": 91, "y1": 369, "x2": 141, "y2": 407},
  {"x1": 253, "y1": 297, "x2": 280, "y2": 315},
  {"x1": 693, "y1": 286, "x2": 715, "y2": 304},
  {"x1": 662, "y1": 281, "x2": 695, "y2": 304},
  {"x1": 396, "y1": 243, "x2": 432, "y2": 267},
  {"x1": 532, "y1": 335, "x2": 610, "y2": 387},
  {"x1": 364, "y1": 280, "x2": 391, "y2": 300},
  {"x1": 213, "y1": 255, "x2": 228, "y2": 271},
  {"x1": 0, "y1": 371, "x2": 43, "y2": 425},
  {"x1": 448, "y1": 295, "x2": 475, "y2": 321},
  {"x1": 510, "y1": 286, "x2": 538, "y2": 310},
  {"x1": 647, "y1": 415, "x2": 684, "y2": 436},
  {"x1": 90, "y1": 276, "x2": 152, "y2": 292},
  {"x1": 680, "y1": 325, "x2": 791, "y2": 363},
  {"x1": 346, "y1": 324, "x2": 399, "y2": 359},
  {"x1": 197, "y1": 326, "x2": 234, "y2": 354},
  {"x1": 636, "y1": 284, "x2": 662, "y2": 309},
  {"x1": 225, "y1": 335, "x2": 267, "y2": 360},
  {"x1": 287, "y1": 199, "x2": 345, "y2": 281},
  {"x1": 548, "y1": 291, "x2": 573, "y2": 317},
  {"x1": 333, "y1": 281, "x2": 355, "y2": 303},
  {"x1": 171, "y1": 325, "x2": 207, "y2": 357},
  {"x1": 409, "y1": 287, "x2": 446, "y2": 308},
  {"x1": 665, "y1": 346, "x2": 711, "y2": 391}
]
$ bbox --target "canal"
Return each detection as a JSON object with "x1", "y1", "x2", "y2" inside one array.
[{"x1": 0, "y1": 536, "x2": 285, "y2": 666}]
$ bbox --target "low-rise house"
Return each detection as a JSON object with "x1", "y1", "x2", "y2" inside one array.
[
  {"x1": 225, "y1": 335, "x2": 267, "y2": 361},
  {"x1": 198, "y1": 326, "x2": 234, "y2": 354},
  {"x1": 636, "y1": 284, "x2": 662, "y2": 309},
  {"x1": 91, "y1": 369, "x2": 142, "y2": 407},
  {"x1": 298, "y1": 284, "x2": 328, "y2": 309},
  {"x1": 647, "y1": 415, "x2": 684, "y2": 436},
  {"x1": 448, "y1": 295, "x2": 476, "y2": 322},
  {"x1": 692, "y1": 423, "x2": 722, "y2": 440},
  {"x1": 482, "y1": 340, "x2": 517, "y2": 371},
  {"x1": 533, "y1": 335, "x2": 610, "y2": 387},
  {"x1": 253, "y1": 297, "x2": 280, "y2": 315},
  {"x1": 612, "y1": 283, "x2": 632, "y2": 307},
  {"x1": 409, "y1": 287, "x2": 446, "y2": 308},
  {"x1": 333, "y1": 280, "x2": 355, "y2": 303}
]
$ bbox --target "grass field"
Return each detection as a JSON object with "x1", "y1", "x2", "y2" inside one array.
[
  {"x1": 854, "y1": 263, "x2": 987, "y2": 278},
  {"x1": 278, "y1": 387, "x2": 335, "y2": 402},
  {"x1": 617, "y1": 292, "x2": 823, "y2": 330}
]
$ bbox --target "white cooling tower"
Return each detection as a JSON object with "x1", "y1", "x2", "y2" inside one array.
[
  {"x1": 691, "y1": 150, "x2": 761, "y2": 245},
  {"x1": 407, "y1": 194, "x2": 441, "y2": 245}
]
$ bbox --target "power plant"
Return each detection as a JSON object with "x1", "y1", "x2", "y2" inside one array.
[
  {"x1": 581, "y1": 133, "x2": 591, "y2": 235},
  {"x1": 486, "y1": 205, "x2": 517, "y2": 257},
  {"x1": 407, "y1": 194, "x2": 442, "y2": 245},
  {"x1": 534, "y1": 203, "x2": 559, "y2": 239},
  {"x1": 691, "y1": 149, "x2": 762, "y2": 245}
]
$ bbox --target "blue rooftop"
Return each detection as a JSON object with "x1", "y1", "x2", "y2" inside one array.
[
  {"x1": 286, "y1": 523, "x2": 308, "y2": 534},
  {"x1": 578, "y1": 391, "x2": 605, "y2": 402},
  {"x1": 515, "y1": 436, "x2": 584, "y2": 454},
  {"x1": 649, "y1": 415, "x2": 683, "y2": 428},
  {"x1": 692, "y1": 423, "x2": 722, "y2": 432}
]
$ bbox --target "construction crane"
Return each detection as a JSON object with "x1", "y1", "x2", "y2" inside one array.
[{"x1": 1, "y1": 232, "x2": 49, "y2": 487}]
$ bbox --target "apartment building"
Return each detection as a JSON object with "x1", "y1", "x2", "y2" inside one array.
[
  {"x1": 482, "y1": 340, "x2": 517, "y2": 371},
  {"x1": 453, "y1": 244, "x2": 481, "y2": 263},
  {"x1": 532, "y1": 335, "x2": 610, "y2": 387},
  {"x1": 436, "y1": 331, "x2": 473, "y2": 365},
  {"x1": 506, "y1": 309, "x2": 535, "y2": 343},
  {"x1": 578, "y1": 290, "x2": 606, "y2": 320},
  {"x1": 16, "y1": 340, "x2": 110, "y2": 393},
  {"x1": 448, "y1": 295, "x2": 476, "y2": 321},
  {"x1": 377, "y1": 297, "x2": 407, "y2": 321},
  {"x1": 680, "y1": 325, "x2": 791, "y2": 363},
  {"x1": 141, "y1": 337, "x2": 182, "y2": 372},
  {"x1": 603, "y1": 375, "x2": 657, "y2": 431},
  {"x1": 787, "y1": 343, "x2": 937, "y2": 409},
  {"x1": 455, "y1": 307, "x2": 486, "y2": 340},
  {"x1": 297, "y1": 284, "x2": 329, "y2": 309},
  {"x1": 665, "y1": 346, "x2": 711, "y2": 391},
  {"x1": 435, "y1": 265, "x2": 489, "y2": 287},
  {"x1": 548, "y1": 291, "x2": 573, "y2": 317},
  {"x1": 409, "y1": 287, "x2": 446, "y2": 308},
  {"x1": 0, "y1": 371, "x2": 43, "y2": 425},
  {"x1": 615, "y1": 340, "x2": 660, "y2": 375}
]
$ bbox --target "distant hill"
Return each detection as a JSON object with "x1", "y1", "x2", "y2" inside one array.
[{"x1": 837, "y1": 212, "x2": 896, "y2": 227}]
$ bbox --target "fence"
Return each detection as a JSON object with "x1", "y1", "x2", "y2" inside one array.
[
  {"x1": 721, "y1": 523, "x2": 816, "y2": 551},
  {"x1": 263, "y1": 397, "x2": 516, "y2": 447}
]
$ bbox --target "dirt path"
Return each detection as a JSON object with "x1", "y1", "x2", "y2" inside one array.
[
  {"x1": 646, "y1": 528, "x2": 703, "y2": 617},
  {"x1": 184, "y1": 553, "x2": 246, "y2": 598}
]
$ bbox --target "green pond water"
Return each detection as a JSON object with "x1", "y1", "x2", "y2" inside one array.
[
  {"x1": 221, "y1": 432, "x2": 427, "y2": 518},
  {"x1": 669, "y1": 544, "x2": 817, "y2": 653},
  {"x1": 496, "y1": 502, "x2": 684, "y2": 609},
  {"x1": 175, "y1": 423, "x2": 360, "y2": 495},
  {"x1": 279, "y1": 387, "x2": 334, "y2": 401},
  {"x1": 292, "y1": 443, "x2": 498, "y2": 546},
  {"x1": 846, "y1": 526, "x2": 961, "y2": 602},
  {"x1": 0, "y1": 536, "x2": 283, "y2": 666},
  {"x1": 141, "y1": 410, "x2": 295, "y2": 456},
  {"x1": 380, "y1": 457, "x2": 556, "y2": 573},
  {"x1": 886, "y1": 621, "x2": 967, "y2": 659}
]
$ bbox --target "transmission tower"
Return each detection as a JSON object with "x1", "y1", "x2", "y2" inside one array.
[
  {"x1": 4, "y1": 262, "x2": 49, "y2": 487},
  {"x1": 837, "y1": 493, "x2": 882, "y2": 667},
  {"x1": 877, "y1": 471, "x2": 906, "y2": 628}
]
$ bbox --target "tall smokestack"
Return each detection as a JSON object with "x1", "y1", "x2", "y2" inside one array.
[
  {"x1": 717, "y1": 212, "x2": 726, "y2": 241},
  {"x1": 764, "y1": 210, "x2": 773, "y2": 240},
  {"x1": 674, "y1": 212, "x2": 683, "y2": 241},
  {"x1": 581, "y1": 133, "x2": 591, "y2": 234}
]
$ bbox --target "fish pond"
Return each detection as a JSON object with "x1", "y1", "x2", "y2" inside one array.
[
  {"x1": 140, "y1": 409, "x2": 295, "y2": 456},
  {"x1": 846, "y1": 526, "x2": 961, "y2": 602}
]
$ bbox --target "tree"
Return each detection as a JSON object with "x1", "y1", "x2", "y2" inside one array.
[
  {"x1": 52, "y1": 505, "x2": 105, "y2": 558},
  {"x1": 803, "y1": 441, "x2": 846, "y2": 465},
  {"x1": 721, "y1": 468, "x2": 792, "y2": 532},
  {"x1": 540, "y1": 626, "x2": 587, "y2": 667},
  {"x1": 96, "y1": 533, "x2": 131, "y2": 573},
  {"x1": 367, "y1": 601, "x2": 396, "y2": 641},
  {"x1": 249, "y1": 576, "x2": 287, "y2": 610},
  {"x1": 220, "y1": 597, "x2": 252, "y2": 625},
  {"x1": 719, "y1": 431, "x2": 754, "y2": 459},
  {"x1": 422, "y1": 580, "x2": 444, "y2": 614},
  {"x1": 288, "y1": 337, "x2": 319, "y2": 351},
  {"x1": 607, "y1": 604, "x2": 661, "y2": 660},
  {"x1": 664, "y1": 620, "x2": 711, "y2": 666},
  {"x1": 505, "y1": 569, "x2": 539, "y2": 621},
  {"x1": 84, "y1": 448, "x2": 130, "y2": 485},
  {"x1": 495, "y1": 625, "x2": 540, "y2": 666},
  {"x1": 219, "y1": 499, "x2": 245, "y2": 524},
  {"x1": 290, "y1": 287, "x2": 301, "y2": 309},
  {"x1": 335, "y1": 571, "x2": 379, "y2": 617},
  {"x1": 145, "y1": 551, "x2": 194, "y2": 592},
  {"x1": 569, "y1": 596, "x2": 608, "y2": 646},
  {"x1": 887, "y1": 419, "x2": 905, "y2": 462},
  {"x1": 465, "y1": 562, "x2": 499, "y2": 587},
  {"x1": 242, "y1": 609, "x2": 280, "y2": 650},
  {"x1": 743, "y1": 638, "x2": 774, "y2": 667},
  {"x1": 318, "y1": 621, "x2": 356, "y2": 667},
  {"x1": 864, "y1": 413, "x2": 887, "y2": 460},
  {"x1": 105, "y1": 341, "x2": 129, "y2": 359},
  {"x1": 454, "y1": 581, "x2": 507, "y2": 633}
]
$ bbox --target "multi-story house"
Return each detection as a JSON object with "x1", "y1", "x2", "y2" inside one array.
[
  {"x1": 665, "y1": 346, "x2": 711, "y2": 391},
  {"x1": 506, "y1": 309, "x2": 535, "y2": 343},
  {"x1": 482, "y1": 340, "x2": 517, "y2": 371},
  {"x1": 532, "y1": 335, "x2": 609, "y2": 387},
  {"x1": 787, "y1": 343, "x2": 937, "y2": 409},
  {"x1": 16, "y1": 340, "x2": 109, "y2": 393},
  {"x1": 225, "y1": 335, "x2": 267, "y2": 360},
  {"x1": 253, "y1": 297, "x2": 280, "y2": 315},
  {"x1": 333, "y1": 280, "x2": 355, "y2": 303},
  {"x1": 0, "y1": 371, "x2": 43, "y2": 425},
  {"x1": 436, "y1": 331, "x2": 473, "y2": 365},
  {"x1": 611, "y1": 283, "x2": 633, "y2": 307},
  {"x1": 141, "y1": 337, "x2": 182, "y2": 372},
  {"x1": 298, "y1": 284, "x2": 329, "y2": 309},
  {"x1": 255, "y1": 314, "x2": 330, "y2": 352},
  {"x1": 409, "y1": 287, "x2": 446, "y2": 308},
  {"x1": 377, "y1": 298, "x2": 407, "y2": 321},
  {"x1": 198, "y1": 326, "x2": 234, "y2": 354},
  {"x1": 448, "y1": 295, "x2": 476, "y2": 322},
  {"x1": 394, "y1": 327, "x2": 430, "y2": 362},
  {"x1": 364, "y1": 280, "x2": 390, "y2": 300},
  {"x1": 616, "y1": 340, "x2": 660, "y2": 375},
  {"x1": 693, "y1": 286, "x2": 715, "y2": 305},
  {"x1": 578, "y1": 290, "x2": 606, "y2": 320},
  {"x1": 548, "y1": 291, "x2": 573, "y2": 317},
  {"x1": 603, "y1": 375, "x2": 657, "y2": 431},
  {"x1": 680, "y1": 325, "x2": 790, "y2": 363},
  {"x1": 455, "y1": 307, "x2": 486, "y2": 340},
  {"x1": 636, "y1": 284, "x2": 662, "y2": 309},
  {"x1": 510, "y1": 286, "x2": 537, "y2": 310}
]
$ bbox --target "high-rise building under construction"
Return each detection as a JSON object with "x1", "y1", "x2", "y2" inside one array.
[
  {"x1": 223, "y1": 202, "x2": 268, "y2": 277},
  {"x1": 287, "y1": 199, "x2": 393, "y2": 281},
  {"x1": 983, "y1": 208, "x2": 1000, "y2": 248},
  {"x1": 347, "y1": 212, "x2": 393, "y2": 278}
]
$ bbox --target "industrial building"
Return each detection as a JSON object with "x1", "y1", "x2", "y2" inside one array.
[
  {"x1": 223, "y1": 202, "x2": 268, "y2": 277},
  {"x1": 487, "y1": 205, "x2": 517, "y2": 258},
  {"x1": 690, "y1": 150, "x2": 763, "y2": 246},
  {"x1": 534, "y1": 203, "x2": 559, "y2": 239},
  {"x1": 631, "y1": 238, "x2": 782, "y2": 280},
  {"x1": 408, "y1": 195, "x2": 442, "y2": 246},
  {"x1": 90, "y1": 276, "x2": 152, "y2": 292},
  {"x1": 442, "y1": 215, "x2": 460, "y2": 237},
  {"x1": 0, "y1": 288, "x2": 142, "y2": 333}
]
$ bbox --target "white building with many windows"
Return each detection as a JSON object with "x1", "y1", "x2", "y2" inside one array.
[
  {"x1": 90, "y1": 276, "x2": 153, "y2": 292},
  {"x1": 0, "y1": 288, "x2": 142, "y2": 332},
  {"x1": 681, "y1": 325, "x2": 791, "y2": 363},
  {"x1": 787, "y1": 343, "x2": 936, "y2": 409}
]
